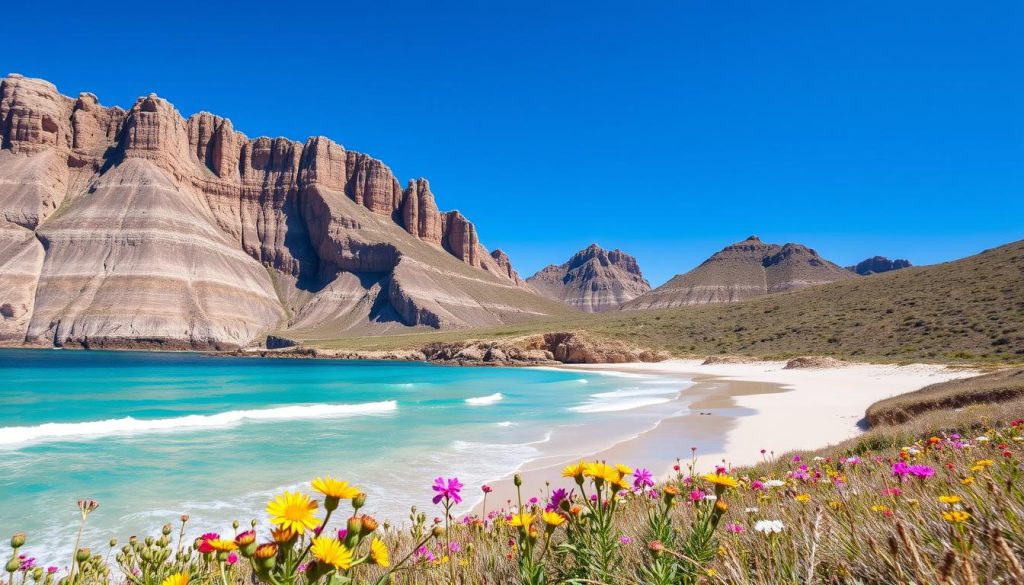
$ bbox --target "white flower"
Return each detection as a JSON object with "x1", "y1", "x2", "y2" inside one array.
[
  {"x1": 764, "y1": 479, "x2": 785, "y2": 488},
  {"x1": 976, "y1": 436, "x2": 990, "y2": 443},
  {"x1": 813, "y1": 456, "x2": 825, "y2": 462},
  {"x1": 754, "y1": 520, "x2": 785, "y2": 534},
  {"x1": 745, "y1": 507, "x2": 759, "y2": 514},
  {"x1": 907, "y1": 447, "x2": 921, "y2": 456},
  {"x1": 703, "y1": 494, "x2": 718, "y2": 502}
]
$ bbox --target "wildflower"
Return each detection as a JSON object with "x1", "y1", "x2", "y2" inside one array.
[
  {"x1": 976, "y1": 436, "x2": 990, "y2": 443},
  {"x1": 882, "y1": 488, "x2": 902, "y2": 497},
  {"x1": 267, "y1": 492, "x2": 319, "y2": 535},
  {"x1": 235, "y1": 530, "x2": 256, "y2": 547},
  {"x1": 754, "y1": 520, "x2": 785, "y2": 534},
  {"x1": 620, "y1": 536, "x2": 633, "y2": 545},
  {"x1": 688, "y1": 489, "x2": 705, "y2": 502},
  {"x1": 550, "y1": 488, "x2": 570, "y2": 509},
  {"x1": 845, "y1": 456, "x2": 861, "y2": 465},
  {"x1": 481, "y1": 484, "x2": 492, "y2": 493},
  {"x1": 205, "y1": 539, "x2": 237, "y2": 552},
  {"x1": 432, "y1": 477, "x2": 464, "y2": 505},
  {"x1": 764, "y1": 479, "x2": 785, "y2": 488},
  {"x1": 197, "y1": 533, "x2": 220, "y2": 553},
  {"x1": 509, "y1": 512, "x2": 535, "y2": 528},
  {"x1": 961, "y1": 476, "x2": 975, "y2": 485},
  {"x1": 938, "y1": 495, "x2": 961, "y2": 505},
  {"x1": 370, "y1": 538, "x2": 390, "y2": 567},
  {"x1": 226, "y1": 553, "x2": 238, "y2": 566},
  {"x1": 702, "y1": 473, "x2": 739, "y2": 489},
  {"x1": 971, "y1": 459, "x2": 995, "y2": 472},
  {"x1": 725, "y1": 523, "x2": 744, "y2": 534},
  {"x1": 751, "y1": 480, "x2": 764, "y2": 490},
  {"x1": 615, "y1": 463, "x2": 633, "y2": 475},
  {"x1": 311, "y1": 477, "x2": 361, "y2": 502},
  {"x1": 632, "y1": 468, "x2": 654, "y2": 490},
  {"x1": 161, "y1": 574, "x2": 188, "y2": 585},
  {"x1": 795, "y1": 494, "x2": 811, "y2": 503},
  {"x1": 908, "y1": 465, "x2": 935, "y2": 479},
  {"x1": 871, "y1": 505, "x2": 890, "y2": 514},
  {"x1": 310, "y1": 537, "x2": 353, "y2": 570},
  {"x1": 745, "y1": 507, "x2": 759, "y2": 514},
  {"x1": 271, "y1": 527, "x2": 296, "y2": 543},
  {"x1": 943, "y1": 511, "x2": 970, "y2": 524},
  {"x1": 541, "y1": 511, "x2": 565, "y2": 529},
  {"x1": 891, "y1": 462, "x2": 910, "y2": 477},
  {"x1": 562, "y1": 460, "x2": 586, "y2": 480},
  {"x1": 254, "y1": 543, "x2": 278, "y2": 559},
  {"x1": 584, "y1": 462, "x2": 621, "y2": 484}
]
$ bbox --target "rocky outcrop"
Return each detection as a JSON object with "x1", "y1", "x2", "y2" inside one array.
[
  {"x1": 0, "y1": 74, "x2": 568, "y2": 349},
  {"x1": 846, "y1": 256, "x2": 912, "y2": 275},
  {"x1": 527, "y1": 244, "x2": 651, "y2": 312},
  {"x1": 622, "y1": 236, "x2": 855, "y2": 310},
  {"x1": 420, "y1": 332, "x2": 670, "y2": 365}
]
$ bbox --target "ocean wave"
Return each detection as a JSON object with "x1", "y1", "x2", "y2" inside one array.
[
  {"x1": 465, "y1": 392, "x2": 503, "y2": 406},
  {"x1": 570, "y1": 396, "x2": 673, "y2": 413},
  {"x1": 0, "y1": 401, "x2": 398, "y2": 447},
  {"x1": 591, "y1": 386, "x2": 681, "y2": 399},
  {"x1": 496, "y1": 421, "x2": 518, "y2": 427}
]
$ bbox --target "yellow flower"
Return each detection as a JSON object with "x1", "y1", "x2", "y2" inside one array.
[
  {"x1": 542, "y1": 511, "x2": 566, "y2": 528},
  {"x1": 705, "y1": 568, "x2": 717, "y2": 577},
  {"x1": 961, "y1": 476, "x2": 975, "y2": 486},
  {"x1": 310, "y1": 537, "x2": 353, "y2": 570},
  {"x1": 266, "y1": 491, "x2": 320, "y2": 535},
  {"x1": 584, "y1": 462, "x2": 621, "y2": 484},
  {"x1": 509, "y1": 512, "x2": 535, "y2": 528},
  {"x1": 943, "y1": 511, "x2": 970, "y2": 524},
  {"x1": 161, "y1": 574, "x2": 188, "y2": 585},
  {"x1": 795, "y1": 494, "x2": 811, "y2": 503},
  {"x1": 311, "y1": 477, "x2": 361, "y2": 500},
  {"x1": 562, "y1": 460, "x2": 586, "y2": 479},
  {"x1": 271, "y1": 527, "x2": 296, "y2": 543},
  {"x1": 870, "y1": 505, "x2": 889, "y2": 513},
  {"x1": 206, "y1": 539, "x2": 237, "y2": 552},
  {"x1": 615, "y1": 464, "x2": 633, "y2": 476},
  {"x1": 369, "y1": 538, "x2": 390, "y2": 568},
  {"x1": 828, "y1": 500, "x2": 843, "y2": 510},
  {"x1": 702, "y1": 473, "x2": 740, "y2": 489},
  {"x1": 938, "y1": 495, "x2": 961, "y2": 505},
  {"x1": 970, "y1": 459, "x2": 994, "y2": 472}
]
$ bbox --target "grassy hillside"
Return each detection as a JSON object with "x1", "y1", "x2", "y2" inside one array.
[{"x1": 303, "y1": 239, "x2": 1024, "y2": 365}]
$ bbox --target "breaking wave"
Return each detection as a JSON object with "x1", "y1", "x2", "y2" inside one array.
[{"x1": 465, "y1": 393, "x2": 503, "y2": 406}]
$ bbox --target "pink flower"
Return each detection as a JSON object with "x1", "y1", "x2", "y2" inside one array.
[
  {"x1": 197, "y1": 532, "x2": 219, "y2": 553},
  {"x1": 432, "y1": 477, "x2": 464, "y2": 505},
  {"x1": 688, "y1": 489, "x2": 705, "y2": 502},
  {"x1": 751, "y1": 480, "x2": 764, "y2": 491},
  {"x1": 619, "y1": 536, "x2": 632, "y2": 545},
  {"x1": 725, "y1": 523, "x2": 744, "y2": 534},
  {"x1": 226, "y1": 553, "x2": 238, "y2": 566},
  {"x1": 481, "y1": 484, "x2": 493, "y2": 493}
]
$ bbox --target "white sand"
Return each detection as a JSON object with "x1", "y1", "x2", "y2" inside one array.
[{"x1": 559, "y1": 359, "x2": 979, "y2": 470}]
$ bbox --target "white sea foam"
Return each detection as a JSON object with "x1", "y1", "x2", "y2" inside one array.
[
  {"x1": 0, "y1": 401, "x2": 398, "y2": 446},
  {"x1": 496, "y1": 421, "x2": 518, "y2": 427},
  {"x1": 465, "y1": 392, "x2": 503, "y2": 405},
  {"x1": 591, "y1": 386, "x2": 681, "y2": 399},
  {"x1": 570, "y1": 396, "x2": 673, "y2": 413}
]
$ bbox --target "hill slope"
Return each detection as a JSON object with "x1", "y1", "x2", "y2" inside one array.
[
  {"x1": 0, "y1": 75, "x2": 570, "y2": 349},
  {"x1": 310, "y1": 239, "x2": 1024, "y2": 365},
  {"x1": 622, "y1": 235, "x2": 855, "y2": 309},
  {"x1": 527, "y1": 244, "x2": 650, "y2": 312}
]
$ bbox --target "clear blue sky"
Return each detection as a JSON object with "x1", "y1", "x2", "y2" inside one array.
[{"x1": 6, "y1": 0, "x2": 1022, "y2": 286}]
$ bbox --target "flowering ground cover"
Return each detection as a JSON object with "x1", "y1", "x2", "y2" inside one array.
[{"x1": 7, "y1": 411, "x2": 1024, "y2": 584}]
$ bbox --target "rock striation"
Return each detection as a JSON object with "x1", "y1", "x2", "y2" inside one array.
[
  {"x1": 622, "y1": 235, "x2": 855, "y2": 310},
  {"x1": 527, "y1": 244, "x2": 651, "y2": 312},
  {"x1": 846, "y1": 256, "x2": 912, "y2": 275},
  {"x1": 0, "y1": 74, "x2": 567, "y2": 349}
]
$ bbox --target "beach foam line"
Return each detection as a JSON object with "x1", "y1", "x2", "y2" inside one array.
[
  {"x1": 465, "y1": 392, "x2": 503, "y2": 406},
  {"x1": 0, "y1": 401, "x2": 398, "y2": 446},
  {"x1": 570, "y1": 396, "x2": 673, "y2": 413}
]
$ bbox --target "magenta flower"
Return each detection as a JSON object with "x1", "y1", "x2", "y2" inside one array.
[
  {"x1": 448, "y1": 541, "x2": 461, "y2": 553},
  {"x1": 432, "y1": 476, "x2": 464, "y2": 505},
  {"x1": 908, "y1": 465, "x2": 935, "y2": 478},
  {"x1": 226, "y1": 553, "x2": 238, "y2": 566},
  {"x1": 550, "y1": 488, "x2": 570, "y2": 509},
  {"x1": 481, "y1": 484, "x2": 493, "y2": 493},
  {"x1": 19, "y1": 557, "x2": 37, "y2": 571},
  {"x1": 633, "y1": 468, "x2": 654, "y2": 490},
  {"x1": 619, "y1": 536, "x2": 633, "y2": 545},
  {"x1": 337, "y1": 529, "x2": 348, "y2": 540},
  {"x1": 46, "y1": 568, "x2": 58, "y2": 575},
  {"x1": 725, "y1": 523, "x2": 744, "y2": 534},
  {"x1": 751, "y1": 480, "x2": 764, "y2": 491},
  {"x1": 688, "y1": 489, "x2": 705, "y2": 502},
  {"x1": 891, "y1": 462, "x2": 910, "y2": 477}
]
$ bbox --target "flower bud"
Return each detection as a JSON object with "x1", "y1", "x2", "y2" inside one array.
[
  {"x1": 76, "y1": 548, "x2": 91, "y2": 563},
  {"x1": 347, "y1": 516, "x2": 362, "y2": 536},
  {"x1": 32, "y1": 567, "x2": 43, "y2": 581},
  {"x1": 361, "y1": 515, "x2": 379, "y2": 534},
  {"x1": 109, "y1": 538, "x2": 117, "y2": 548},
  {"x1": 352, "y1": 492, "x2": 367, "y2": 511},
  {"x1": 254, "y1": 543, "x2": 278, "y2": 568},
  {"x1": 514, "y1": 473, "x2": 522, "y2": 487},
  {"x1": 6, "y1": 559, "x2": 21, "y2": 573},
  {"x1": 180, "y1": 515, "x2": 189, "y2": 523},
  {"x1": 11, "y1": 533, "x2": 26, "y2": 549},
  {"x1": 324, "y1": 496, "x2": 340, "y2": 512},
  {"x1": 431, "y1": 525, "x2": 445, "y2": 538}
]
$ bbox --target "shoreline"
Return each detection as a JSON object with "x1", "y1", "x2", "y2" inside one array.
[{"x1": 469, "y1": 359, "x2": 979, "y2": 515}]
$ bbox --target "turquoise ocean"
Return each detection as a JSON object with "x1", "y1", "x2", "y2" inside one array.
[{"x1": 0, "y1": 349, "x2": 691, "y2": 562}]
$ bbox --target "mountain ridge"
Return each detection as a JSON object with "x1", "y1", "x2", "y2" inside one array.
[
  {"x1": 526, "y1": 244, "x2": 651, "y2": 312},
  {"x1": 0, "y1": 74, "x2": 566, "y2": 349}
]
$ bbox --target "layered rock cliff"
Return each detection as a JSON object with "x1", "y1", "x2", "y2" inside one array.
[
  {"x1": 621, "y1": 236, "x2": 855, "y2": 310},
  {"x1": 527, "y1": 244, "x2": 651, "y2": 312},
  {"x1": 846, "y1": 256, "x2": 912, "y2": 275},
  {"x1": 0, "y1": 74, "x2": 566, "y2": 349}
]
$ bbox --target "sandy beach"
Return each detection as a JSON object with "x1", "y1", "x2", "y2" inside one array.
[{"x1": 474, "y1": 359, "x2": 978, "y2": 512}]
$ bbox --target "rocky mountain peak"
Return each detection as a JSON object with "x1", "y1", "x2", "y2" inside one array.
[
  {"x1": 846, "y1": 256, "x2": 912, "y2": 275},
  {"x1": 527, "y1": 245, "x2": 651, "y2": 312}
]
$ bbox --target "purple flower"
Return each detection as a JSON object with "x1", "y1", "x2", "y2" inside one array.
[
  {"x1": 432, "y1": 476, "x2": 464, "y2": 505},
  {"x1": 415, "y1": 545, "x2": 436, "y2": 562},
  {"x1": 619, "y1": 536, "x2": 632, "y2": 545},
  {"x1": 632, "y1": 468, "x2": 654, "y2": 491},
  {"x1": 529, "y1": 497, "x2": 539, "y2": 506},
  {"x1": 908, "y1": 465, "x2": 935, "y2": 479},
  {"x1": 891, "y1": 462, "x2": 910, "y2": 477},
  {"x1": 19, "y1": 557, "x2": 36, "y2": 571},
  {"x1": 725, "y1": 523, "x2": 744, "y2": 534},
  {"x1": 448, "y1": 541, "x2": 461, "y2": 553},
  {"x1": 550, "y1": 488, "x2": 570, "y2": 509},
  {"x1": 337, "y1": 529, "x2": 348, "y2": 540}
]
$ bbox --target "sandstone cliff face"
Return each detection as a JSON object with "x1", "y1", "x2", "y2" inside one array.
[
  {"x1": 622, "y1": 236, "x2": 855, "y2": 310},
  {"x1": 0, "y1": 74, "x2": 565, "y2": 349},
  {"x1": 846, "y1": 256, "x2": 912, "y2": 275},
  {"x1": 527, "y1": 244, "x2": 651, "y2": 312}
]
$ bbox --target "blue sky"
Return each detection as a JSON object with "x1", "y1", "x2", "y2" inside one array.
[{"x1": 5, "y1": 0, "x2": 1021, "y2": 286}]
